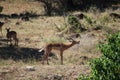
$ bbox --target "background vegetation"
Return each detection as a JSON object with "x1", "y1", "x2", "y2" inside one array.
[
  {"x1": 0, "y1": 0, "x2": 120, "y2": 80},
  {"x1": 36, "y1": 0, "x2": 120, "y2": 16},
  {"x1": 78, "y1": 31, "x2": 120, "y2": 80}
]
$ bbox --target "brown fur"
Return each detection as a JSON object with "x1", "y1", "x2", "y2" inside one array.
[
  {"x1": 6, "y1": 28, "x2": 18, "y2": 46},
  {"x1": 42, "y1": 40, "x2": 80, "y2": 65}
]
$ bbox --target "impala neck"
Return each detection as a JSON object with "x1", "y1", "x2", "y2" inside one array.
[{"x1": 64, "y1": 42, "x2": 76, "y2": 50}]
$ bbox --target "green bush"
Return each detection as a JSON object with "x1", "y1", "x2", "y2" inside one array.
[
  {"x1": 78, "y1": 31, "x2": 120, "y2": 80},
  {"x1": 55, "y1": 15, "x2": 86, "y2": 33},
  {"x1": 100, "y1": 32, "x2": 120, "y2": 63},
  {"x1": 67, "y1": 15, "x2": 84, "y2": 33},
  {"x1": 84, "y1": 15, "x2": 93, "y2": 25},
  {"x1": 78, "y1": 75, "x2": 90, "y2": 80}
]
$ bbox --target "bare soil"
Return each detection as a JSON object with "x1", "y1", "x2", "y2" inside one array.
[{"x1": 0, "y1": 0, "x2": 114, "y2": 80}]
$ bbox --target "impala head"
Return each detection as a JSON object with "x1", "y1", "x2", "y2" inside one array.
[
  {"x1": 67, "y1": 38, "x2": 80, "y2": 45},
  {"x1": 72, "y1": 40, "x2": 80, "y2": 44},
  {"x1": 71, "y1": 40, "x2": 80, "y2": 45}
]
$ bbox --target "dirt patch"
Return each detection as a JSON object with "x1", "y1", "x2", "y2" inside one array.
[
  {"x1": 0, "y1": 1, "x2": 110, "y2": 80},
  {"x1": 0, "y1": 65, "x2": 90, "y2": 80}
]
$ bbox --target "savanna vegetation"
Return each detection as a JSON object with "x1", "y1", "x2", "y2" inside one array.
[
  {"x1": 78, "y1": 31, "x2": 120, "y2": 80},
  {"x1": 0, "y1": 0, "x2": 120, "y2": 80}
]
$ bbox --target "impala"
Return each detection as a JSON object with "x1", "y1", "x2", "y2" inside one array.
[
  {"x1": 6, "y1": 28, "x2": 18, "y2": 46},
  {"x1": 40, "y1": 38, "x2": 80, "y2": 65}
]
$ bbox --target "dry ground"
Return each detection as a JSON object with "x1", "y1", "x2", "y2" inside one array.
[{"x1": 0, "y1": 0, "x2": 119, "y2": 80}]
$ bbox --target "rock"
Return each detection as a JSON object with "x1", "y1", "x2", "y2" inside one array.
[
  {"x1": 52, "y1": 74, "x2": 63, "y2": 80},
  {"x1": 25, "y1": 66, "x2": 35, "y2": 71},
  {"x1": 45, "y1": 74, "x2": 64, "y2": 80}
]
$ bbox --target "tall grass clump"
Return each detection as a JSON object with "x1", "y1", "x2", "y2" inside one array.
[
  {"x1": 55, "y1": 15, "x2": 85, "y2": 34},
  {"x1": 67, "y1": 15, "x2": 84, "y2": 33},
  {"x1": 78, "y1": 31, "x2": 120, "y2": 80}
]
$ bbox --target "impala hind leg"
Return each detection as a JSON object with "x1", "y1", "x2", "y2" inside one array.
[
  {"x1": 42, "y1": 50, "x2": 50, "y2": 65},
  {"x1": 42, "y1": 54, "x2": 46, "y2": 64}
]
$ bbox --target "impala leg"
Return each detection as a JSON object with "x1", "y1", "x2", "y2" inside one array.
[
  {"x1": 14, "y1": 38, "x2": 16, "y2": 46},
  {"x1": 60, "y1": 50, "x2": 63, "y2": 65},
  {"x1": 7, "y1": 38, "x2": 9, "y2": 45},
  {"x1": 10, "y1": 38, "x2": 12, "y2": 45},
  {"x1": 14, "y1": 38, "x2": 18, "y2": 46},
  {"x1": 42, "y1": 53, "x2": 46, "y2": 64},
  {"x1": 46, "y1": 52, "x2": 49, "y2": 65},
  {"x1": 7, "y1": 38, "x2": 10, "y2": 45},
  {"x1": 16, "y1": 38, "x2": 18, "y2": 46},
  {"x1": 42, "y1": 49, "x2": 50, "y2": 65}
]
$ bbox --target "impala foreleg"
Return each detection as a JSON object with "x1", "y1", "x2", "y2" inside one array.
[
  {"x1": 14, "y1": 38, "x2": 18, "y2": 46},
  {"x1": 60, "y1": 50, "x2": 63, "y2": 65}
]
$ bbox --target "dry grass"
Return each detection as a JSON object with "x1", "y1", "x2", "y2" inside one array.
[
  {"x1": 0, "y1": 0, "x2": 43, "y2": 14},
  {"x1": 0, "y1": 0, "x2": 120, "y2": 80}
]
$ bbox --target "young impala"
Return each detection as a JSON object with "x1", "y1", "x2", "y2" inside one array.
[
  {"x1": 40, "y1": 38, "x2": 80, "y2": 65},
  {"x1": 6, "y1": 28, "x2": 18, "y2": 46}
]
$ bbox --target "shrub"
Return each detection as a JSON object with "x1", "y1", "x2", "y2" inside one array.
[
  {"x1": 67, "y1": 15, "x2": 84, "y2": 33},
  {"x1": 84, "y1": 15, "x2": 93, "y2": 25},
  {"x1": 78, "y1": 31, "x2": 120, "y2": 80},
  {"x1": 78, "y1": 75, "x2": 90, "y2": 80}
]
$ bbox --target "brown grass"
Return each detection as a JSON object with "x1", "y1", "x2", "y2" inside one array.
[{"x1": 0, "y1": 0, "x2": 119, "y2": 80}]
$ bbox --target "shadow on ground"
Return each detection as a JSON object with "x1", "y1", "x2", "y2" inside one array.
[
  {"x1": 0, "y1": 46, "x2": 44, "y2": 62},
  {"x1": 0, "y1": 11, "x2": 41, "y2": 19},
  {"x1": 0, "y1": 37, "x2": 56, "y2": 63}
]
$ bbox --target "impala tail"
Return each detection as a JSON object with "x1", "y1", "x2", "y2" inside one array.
[{"x1": 38, "y1": 47, "x2": 45, "y2": 53}]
